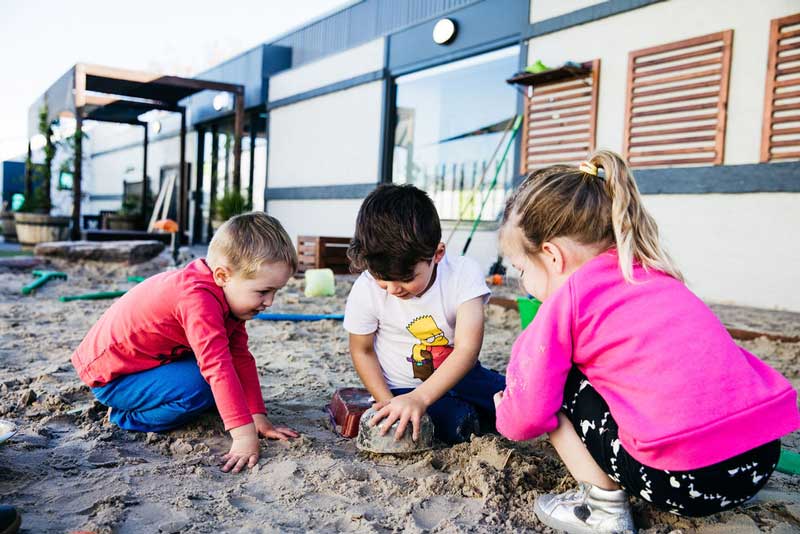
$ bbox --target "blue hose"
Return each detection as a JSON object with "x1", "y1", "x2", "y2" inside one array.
[{"x1": 254, "y1": 313, "x2": 344, "y2": 321}]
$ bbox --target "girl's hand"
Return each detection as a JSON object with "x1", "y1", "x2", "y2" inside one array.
[
  {"x1": 252, "y1": 413, "x2": 299, "y2": 440},
  {"x1": 222, "y1": 423, "x2": 260, "y2": 473},
  {"x1": 370, "y1": 392, "x2": 428, "y2": 441},
  {"x1": 493, "y1": 390, "x2": 504, "y2": 408}
]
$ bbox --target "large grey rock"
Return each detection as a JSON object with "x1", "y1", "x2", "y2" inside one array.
[
  {"x1": 34, "y1": 240, "x2": 165, "y2": 264},
  {"x1": 356, "y1": 407, "x2": 435, "y2": 454}
]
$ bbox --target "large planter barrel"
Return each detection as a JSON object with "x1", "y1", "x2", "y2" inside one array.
[
  {"x1": 13, "y1": 213, "x2": 71, "y2": 246},
  {"x1": 0, "y1": 212, "x2": 16, "y2": 242}
]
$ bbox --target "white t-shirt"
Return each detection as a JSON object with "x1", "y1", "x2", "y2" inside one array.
[{"x1": 343, "y1": 254, "x2": 490, "y2": 389}]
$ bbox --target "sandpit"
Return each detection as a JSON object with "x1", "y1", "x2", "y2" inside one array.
[{"x1": 0, "y1": 254, "x2": 797, "y2": 533}]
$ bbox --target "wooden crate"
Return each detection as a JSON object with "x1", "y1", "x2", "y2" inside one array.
[{"x1": 297, "y1": 235, "x2": 352, "y2": 275}]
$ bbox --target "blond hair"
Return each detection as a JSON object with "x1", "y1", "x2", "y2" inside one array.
[
  {"x1": 207, "y1": 212, "x2": 298, "y2": 277},
  {"x1": 501, "y1": 150, "x2": 682, "y2": 283}
]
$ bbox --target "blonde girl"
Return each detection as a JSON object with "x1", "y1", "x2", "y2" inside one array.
[{"x1": 494, "y1": 150, "x2": 798, "y2": 534}]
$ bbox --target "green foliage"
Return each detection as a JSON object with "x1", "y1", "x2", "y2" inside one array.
[
  {"x1": 39, "y1": 105, "x2": 55, "y2": 213},
  {"x1": 118, "y1": 194, "x2": 142, "y2": 216},
  {"x1": 213, "y1": 189, "x2": 251, "y2": 221}
]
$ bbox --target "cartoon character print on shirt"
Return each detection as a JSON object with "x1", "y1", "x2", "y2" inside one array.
[{"x1": 406, "y1": 315, "x2": 453, "y2": 381}]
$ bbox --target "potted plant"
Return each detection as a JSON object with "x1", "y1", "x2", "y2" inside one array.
[
  {"x1": 211, "y1": 189, "x2": 251, "y2": 232},
  {"x1": 14, "y1": 106, "x2": 72, "y2": 246},
  {"x1": 105, "y1": 193, "x2": 142, "y2": 230}
]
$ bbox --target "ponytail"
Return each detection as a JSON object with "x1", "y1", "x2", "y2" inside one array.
[
  {"x1": 589, "y1": 151, "x2": 683, "y2": 282},
  {"x1": 501, "y1": 150, "x2": 683, "y2": 283}
]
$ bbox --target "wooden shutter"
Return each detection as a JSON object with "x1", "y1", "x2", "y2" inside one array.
[
  {"x1": 761, "y1": 13, "x2": 800, "y2": 162},
  {"x1": 520, "y1": 59, "x2": 600, "y2": 173},
  {"x1": 623, "y1": 31, "x2": 733, "y2": 168}
]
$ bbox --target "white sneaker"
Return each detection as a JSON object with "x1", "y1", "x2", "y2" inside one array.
[{"x1": 534, "y1": 482, "x2": 637, "y2": 534}]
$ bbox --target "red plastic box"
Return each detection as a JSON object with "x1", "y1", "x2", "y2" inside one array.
[{"x1": 327, "y1": 387, "x2": 373, "y2": 438}]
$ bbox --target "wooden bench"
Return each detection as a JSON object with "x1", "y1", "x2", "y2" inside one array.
[{"x1": 297, "y1": 236, "x2": 351, "y2": 275}]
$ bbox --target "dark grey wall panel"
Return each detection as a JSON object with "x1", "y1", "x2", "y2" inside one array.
[
  {"x1": 187, "y1": 45, "x2": 290, "y2": 125},
  {"x1": 635, "y1": 162, "x2": 800, "y2": 194},
  {"x1": 265, "y1": 183, "x2": 378, "y2": 201},
  {"x1": 271, "y1": 0, "x2": 482, "y2": 68},
  {"x1": 388, "y1": 0, "x2": 528, "y2": 74}
]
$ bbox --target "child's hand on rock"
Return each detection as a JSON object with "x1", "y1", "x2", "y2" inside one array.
[
  {"x1": 370, "y1": 392, "x2": 427, "y2": 441},
  {"x1": 253, "y1": 413, "x2": 299, "y2": 440}
]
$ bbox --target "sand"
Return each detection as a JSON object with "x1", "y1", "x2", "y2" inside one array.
[{"x1": 0, "y1": 254, "x2": 798, "y2": 533}]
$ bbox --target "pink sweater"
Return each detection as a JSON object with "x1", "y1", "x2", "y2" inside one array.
[
  {"x1": 72, "y1": 259, "x2": 266, "y2": 430},
  {"x1": 496, "y1": 251, "x2": 799, "y2": 470}
]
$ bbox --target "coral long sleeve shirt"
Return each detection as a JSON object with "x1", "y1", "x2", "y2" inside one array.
[
  {"x1": 71, "y1": 259, "x2": 266, "y2": 430},
  {"x1": 496, "y1": 251, "x2": 799, "y2": 470}
]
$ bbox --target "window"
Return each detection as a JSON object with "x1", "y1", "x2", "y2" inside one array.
[
  {"x1": 623, "y1": 31, "x2": 733, "y2": 168},
  {"x1": 761, "y1": 12, "x2": 800, "y2": 162},
  {"x1": 392, "y1": 47, "x2": 519, "y2": 222}
]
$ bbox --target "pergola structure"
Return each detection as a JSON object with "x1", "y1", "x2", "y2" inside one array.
[{"x1": 28, "y1": 63, "x2": 245, "y2": 240}]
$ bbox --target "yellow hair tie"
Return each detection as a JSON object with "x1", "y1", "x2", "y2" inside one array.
[{"x1": 579, "y1": 161, "x2": 598, "y2": 176}]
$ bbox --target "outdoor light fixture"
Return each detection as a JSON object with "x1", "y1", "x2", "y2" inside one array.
[
  {"x1": 152, "y1": 120, "x2": 162, "y2": 134},
  {"x1": 213, "y1": 92, "x2": 232, "y2": 111},
  {"x1": 432, "y1": 18, "x2": 457, "y2": 45}
]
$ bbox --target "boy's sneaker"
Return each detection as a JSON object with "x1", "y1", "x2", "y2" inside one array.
[{"x1": 533, "y1": 482, "x2": 637, "y2": 534}]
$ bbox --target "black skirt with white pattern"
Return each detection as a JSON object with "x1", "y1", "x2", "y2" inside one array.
[{"x1": 562, "y1": 366, "x2": 781, "y2": 517}]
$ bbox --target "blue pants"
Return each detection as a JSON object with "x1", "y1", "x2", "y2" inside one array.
[
  {"x1": 392, "y1": 362, "x2": 505, "y2": 445},
  {"x1": 92, "y1": 357, "x2": 215, "y2": 432}
]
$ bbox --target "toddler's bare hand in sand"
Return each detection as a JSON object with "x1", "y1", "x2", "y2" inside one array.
[
  {"x1": 370, "y1": 392, "x2": 427, "y2": 441},
  {"x1": 222, "y1": 423, "x2": 260, "y2": 473},
  {"x1": 253, "y1": 413, "x2": 299, "y2": 440}
]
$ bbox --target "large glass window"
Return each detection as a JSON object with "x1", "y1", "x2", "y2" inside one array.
[{"x1": 392, "y1": 46, "x2": 519, "y2": 222}]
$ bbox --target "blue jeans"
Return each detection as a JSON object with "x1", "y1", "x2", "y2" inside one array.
[
  {"x1": 391, "y1": 362, "x2": 505, "y2": 445},
  {"x1": 92, "y1": 357, "x2": 215, "y2": 432}
]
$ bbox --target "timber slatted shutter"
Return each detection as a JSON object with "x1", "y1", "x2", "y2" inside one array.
[
  {"x1": 520, "y1": 59, "x2": 600, "y2": 173},
  {"x1": 761, "y1": 13, "x2": 800, "y2": 162},
  {"x1": 623, "y1": 31, "x2": 733, "y2": 168}
]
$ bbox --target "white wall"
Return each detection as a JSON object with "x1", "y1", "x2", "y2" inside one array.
[
  {"x1": 268, "y1": 39, "x2": 385, "y2": 102},
  {"x1": 530, "y1": 0, "x2": 603, "y2": 24},
  {"x1": 643, "y1": 193, "x2": 800, "y2": 311},
  {"x1": 526, "y1": 0, "x2": 799, "y2": 164},
  {"x1": 266, "y1": 198, "x2": 364, "y2": 244},
  {"x1": 268, "y1": 81, "x2": 383, "y2": 188}
]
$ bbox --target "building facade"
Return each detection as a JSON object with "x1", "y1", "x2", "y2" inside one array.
[{"x1": 10, "y1": 0, "x2": 799, "y2": 310}]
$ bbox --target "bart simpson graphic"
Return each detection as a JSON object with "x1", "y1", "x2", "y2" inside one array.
[{"x1": 406, "y1": 315, "x2": 453, "y2": 381}]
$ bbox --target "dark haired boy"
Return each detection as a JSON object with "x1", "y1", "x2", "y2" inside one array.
[{"x1": 344, "y1": 184, "x2": 505, "y2": 444}]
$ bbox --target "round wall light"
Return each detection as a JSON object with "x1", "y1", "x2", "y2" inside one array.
[
  {"x1": 213, "y1": 92, "x2": 232, "y2": 112},
  {"x1": 432, "y1": 18, "x2": 457, "y2": 45}
]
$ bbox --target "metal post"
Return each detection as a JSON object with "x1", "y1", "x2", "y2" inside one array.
[
  {"x1": 248, "y1": 113, "x2": 256, "y2": 208},
  {"x1": 25, "y1": 141, "x2": 33, "y2": 202},
  {"x1": 192, "y1": 128, "x2": 205, "y2": 244},
  {"x1": 178, "y1": 108, "x2": 187, "y2": 239},
  {"x1": 141, "y1": 123, "x2": 148, "y2": 224},
  {"x1": 208, "y1": 125, "x2": 219, "y2": 238},
  {"x1": 71, "y1": 114, "x2": 83, "y2": 241},
  {"x1": 232, "y1": 90, "x2": 244, "y2": 193}
]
